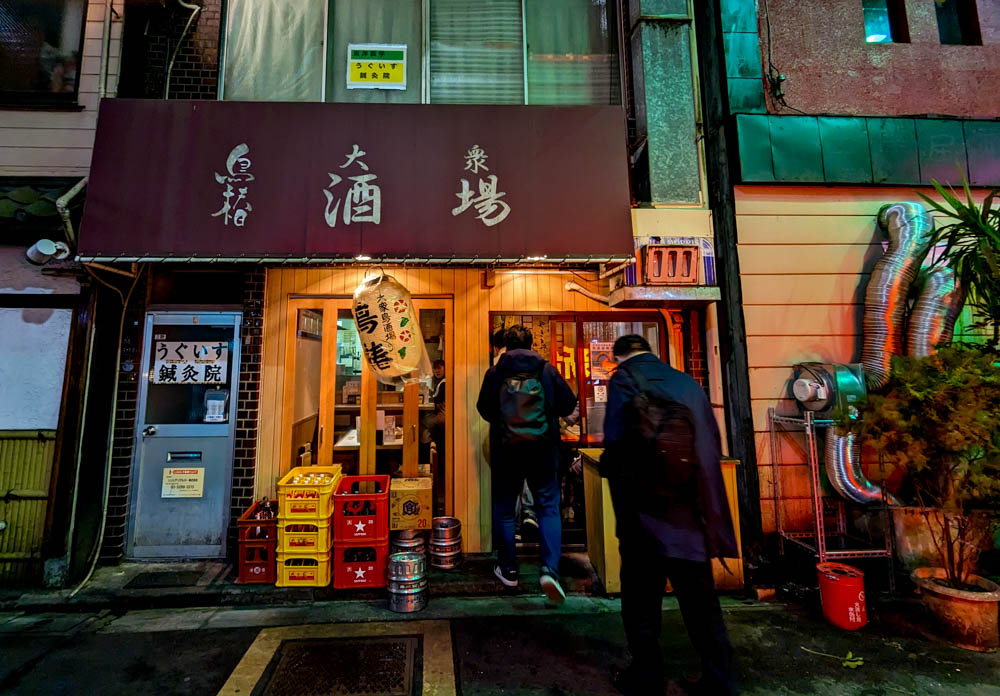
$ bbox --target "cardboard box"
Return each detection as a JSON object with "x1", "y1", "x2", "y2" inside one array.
[{"x1": 389, "y1": 477, "x2": 433, "y2": 531}]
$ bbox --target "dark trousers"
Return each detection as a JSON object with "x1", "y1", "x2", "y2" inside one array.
[
  {"x1": 620, "y1": 550, "x2": 736, "y2": 695},
  {"x1": 491, "y1": 448, "x2": 562, "y2": 577}
]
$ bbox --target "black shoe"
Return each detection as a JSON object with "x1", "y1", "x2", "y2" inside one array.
[
  {"x1": 493, "y1": 564, "x2": 518, "y2": 587},
  {"x1": 611, "y1": 665, "x2": 663, "y2": 696}
]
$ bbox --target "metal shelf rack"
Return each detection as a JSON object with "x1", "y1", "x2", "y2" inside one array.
[{"x1": 768, "y1": 409, "x2": 894, "y2": 586}]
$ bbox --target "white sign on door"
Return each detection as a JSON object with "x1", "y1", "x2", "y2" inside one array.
[
  {"x1": 161, "y1": 467, "x2": 205, "y2": 498},
  {"x1": 152, "y1": 341, "x2": 228, "y2": 384}
]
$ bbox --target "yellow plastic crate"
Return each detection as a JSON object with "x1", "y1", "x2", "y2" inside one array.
[
  {"x1": 276, "y1": 465, "x2": 342, "y2": 519},
  {"x1": 276, "y1": 517, "x2": 333, "y2": 554},
  {"x1": 276, "y1": 551, "x2": 331, "y2": 588}
]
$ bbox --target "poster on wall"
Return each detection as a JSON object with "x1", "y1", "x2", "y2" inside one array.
[
  {"x1": 152, "y1": 341, "x2": 229, "y2": 384},
  {"x1": 161, "y1": 468, "x2": 205, "y2": 498},
  {"x1": 590, "y1": 341, "x2": 615, "y2": 381},
  {"x1": 347, "y1": 43, "x2": 406, "y2": 90}
]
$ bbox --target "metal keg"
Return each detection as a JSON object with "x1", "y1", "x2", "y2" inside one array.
[
  {"x1": 430, "y1": 548, "x2": 462, "y2": 570},
  {"x1": 387, "y1": 552, "x2": 428, "y2": 613},
  {"x1": 432, "y1": 517, "x2": 462, "y2": 541},
  {"x1": 391, "y1": 531, "x2": 426, "y2": 556}
]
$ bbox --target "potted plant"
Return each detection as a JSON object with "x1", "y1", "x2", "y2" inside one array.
[
  {"x1": 858, "y1": 346, "x2": 1000, "y2": 651},
  {"x1": 918, "y1": 180, "x2": 1000, "y2": 348}
]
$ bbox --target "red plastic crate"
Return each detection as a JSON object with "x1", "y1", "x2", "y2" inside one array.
[
  {"x1": 333, "y1": 475, "x2": 390, "y2": 543},
  {"x1": 237, "y1": 499, "x2": 279, "y2": 541},
  {"x1": 238, "y1": 539, "x2": 278, "y2": 584},
  {"x1": 236, "y1": 500, "x2": 279, "y2": 584},
  {"x1": 332, "y1": 540, "x2": 388, "y2": 589}
]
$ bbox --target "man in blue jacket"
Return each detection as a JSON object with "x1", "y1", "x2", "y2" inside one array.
[
  {"x1": 600, "y1": 334, "x2": 738, "y2": 695},
  {"x1": 477, "y1": 325, "x2": 578, "y2": 603}
]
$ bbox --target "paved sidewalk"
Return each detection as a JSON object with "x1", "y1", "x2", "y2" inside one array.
[{"x1": 2, "y1": 595, "x2": 998, "y2": 695}]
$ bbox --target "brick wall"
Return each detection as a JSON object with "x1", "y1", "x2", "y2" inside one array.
[
  {"x1": 228, "y1": 269, "x2": 264, "y2": 554},
  {"x1": 685, "y1": 308, "x2": 709, "y2": 391},
  {"x1": 120, "y1": 0, "x2": 222, "y2": 100},
  {"x1": 99, "y1": 284, "x2": 147, "y2": 561}
]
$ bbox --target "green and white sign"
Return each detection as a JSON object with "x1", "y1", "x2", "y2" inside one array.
[{"x1": 347, "y1": 43, "x2": 406, "y2": 90}]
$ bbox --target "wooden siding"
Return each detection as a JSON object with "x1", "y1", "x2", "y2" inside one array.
[
  {"x1": 0, "y1": 1, "x2": 121, "y2": 177},
  {"x1": 736, "y1": 185, "x2": 991, "y2": 534},
  {"x1": 258, "y1": 267, "x2": 614, "y2": 553},
  {"x1": 0, "y1": 432, "x2": 56, "y2": 585}
]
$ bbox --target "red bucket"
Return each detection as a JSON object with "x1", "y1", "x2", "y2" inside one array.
[{"x1": 817, "y1": 562, "x2": 867, "y2": 630}]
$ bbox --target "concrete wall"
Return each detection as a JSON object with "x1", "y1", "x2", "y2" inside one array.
[
  {"x1": 758, "y1": 0, "x2": 1000, "y2": 118},
  {"x1": 0, "y1": 308, "x2": 72, "y2": 430}
]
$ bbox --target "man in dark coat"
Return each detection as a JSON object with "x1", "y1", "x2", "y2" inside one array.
[
  {"x1": 477, "y1": 325, "x2": 578, "y2": 602},
  {"x1": 600, "y1": 334, "x2": 738, "y2": 695}
]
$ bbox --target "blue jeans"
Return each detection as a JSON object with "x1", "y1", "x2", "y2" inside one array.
[{"x1": 491, "y1": 447, "x2": 562, "y2": 578}]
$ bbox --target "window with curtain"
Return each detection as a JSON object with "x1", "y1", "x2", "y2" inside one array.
[
  {"x1": 524, "y1": 0, "x2": 620, "y2": 105},
  {"x1": 430, "y1": 0, "x2": 525, "y2": 104},
  {"x1": 223, "y1": 0, "x2": 327, "y2": 101}
]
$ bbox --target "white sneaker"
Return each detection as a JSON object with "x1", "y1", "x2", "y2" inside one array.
[{"x1": 540, "y1": 573, "x2": 566, "y2": 604}]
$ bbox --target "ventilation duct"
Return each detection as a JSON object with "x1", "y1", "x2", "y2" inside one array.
[
  {"x1": 861, "y1": 203, "x2": 935, "y2": 389},
  {"x1": 906, "y1": 265, "x2": 965, "y2": 358}
]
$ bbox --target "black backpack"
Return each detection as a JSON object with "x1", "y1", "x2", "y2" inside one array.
[
  {"x1": 498, "y1": 364, "x2": 550, "y2": 446},
  {"x1": 619, "y1": 362, "x2": 698, "y2": 500}
]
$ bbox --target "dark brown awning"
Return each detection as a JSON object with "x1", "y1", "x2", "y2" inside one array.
[{"x1": 79, "y1": 100, "x2": 633, "y2": 263}]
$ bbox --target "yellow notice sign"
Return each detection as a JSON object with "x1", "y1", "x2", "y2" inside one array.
[
  {"x1": 347, "y1": 43, "x2": 406, "y2": 90},
  {"x1": 161, "y1": 467, "x2": 205, "y2": 498}
]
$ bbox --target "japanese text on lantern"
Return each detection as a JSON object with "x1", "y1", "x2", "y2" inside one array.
[
  {"x1": 152, "y1": 341, "x2": 229, "y2": 384},
  {"x1": 212, "y1": 143, "x2": 253, "y2": 226},
  {"x1": 324, "y1": 144, "x2": 381, "y2": 228},
  {"x1": 451, "y1": 144, "x2": 510, "y2": 227}
]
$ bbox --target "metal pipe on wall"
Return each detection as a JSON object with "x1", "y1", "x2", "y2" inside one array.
[
  {"x1": 825, "y1": 428, "x2": 900, "y2": 505},
  {"x1": 906, "y1": 265, "x2": 965, "y2": 358},
  {"x1": 860, "y1": 202, "x2": 935, "y2": 389}
]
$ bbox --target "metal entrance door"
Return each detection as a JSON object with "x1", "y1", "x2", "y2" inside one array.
[{"x1": 126, "y1": 312, "x2": 241, "y2": 558}]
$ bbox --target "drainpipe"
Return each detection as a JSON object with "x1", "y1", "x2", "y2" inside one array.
[
  {"x1": 165, "y1": 0, "x2": 202, "y2": 99},
  {"x1": 56, "y1": 177, "x2": 88, "y2": 247},
  {"x1": 98, "y1": 1, "x2": 114, "y2": 98}
]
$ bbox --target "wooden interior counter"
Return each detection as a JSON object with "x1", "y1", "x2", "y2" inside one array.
[{"x1": 580, "y1": 449, "x2": 744, "y2": 594}]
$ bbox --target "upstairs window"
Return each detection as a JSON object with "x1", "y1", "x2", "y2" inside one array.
[
  {"x1": 862, "y1": 0, "x2": 910, "y2": 43},
  {"x1": 934, "y1": 0, "x2": 982, "y2": 45},
  {"x1": 0, "y1": 0, "x2": 87, "y2": 106},
  {"x1": 222, "y1": 0, "x2": 621, "y2": 106}
]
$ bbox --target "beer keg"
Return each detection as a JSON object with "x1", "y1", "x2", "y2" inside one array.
[
  {"x1": 387, "y1": 552, "x2": 428, "y2": 613},
  {"x1": 391, "y1": 530, "x2": 426, "y2": 556},
  {"x1": 430, "y1": 517, "x2": 462, "y2": 570}
]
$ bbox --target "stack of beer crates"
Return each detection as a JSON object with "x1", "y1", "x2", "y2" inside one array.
[
  {"x1": 236, "y1": 498, "x2": 278, "y2": 584},
  {"x1": 332, "y1": 475, "x2": 390, "y2": 589},
  {"x1": 274, "y1": 465, "x2": 342, "y2": 587}
]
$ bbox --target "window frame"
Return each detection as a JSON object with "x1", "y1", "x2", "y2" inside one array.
[
  {"x1": 934, "y1": 0, "x2": 982, "y2": 46},
  {"x1": 0, "y1": 0, "x2": 89, "y2": 109},
  {"x1": 861, "y1": 0, "x2": 910, "y2": 44}
]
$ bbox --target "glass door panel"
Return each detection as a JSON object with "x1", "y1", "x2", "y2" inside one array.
[
  {"x1": 580, "y1": 319, "x2": 660, "y2": 445},
  {"x1": 288, "y1": 307, "x2": 326, "y2": 469}
]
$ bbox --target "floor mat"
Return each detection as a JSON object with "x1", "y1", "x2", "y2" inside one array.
[
  {"x1": 254, "y1": 636, "x2": 420, "y2": 696},
  {"x1": 124, "y1": 570, "x2": 204, "y2": 589}
]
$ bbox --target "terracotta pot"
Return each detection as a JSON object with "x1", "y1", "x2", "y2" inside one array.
[{"x1": 912, "y1": 567, "x2": 1000, "y2": 652}]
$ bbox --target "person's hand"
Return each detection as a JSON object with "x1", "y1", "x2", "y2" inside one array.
[{"x1": 569, "y1": 456, "x2": 582, "y2": 475}]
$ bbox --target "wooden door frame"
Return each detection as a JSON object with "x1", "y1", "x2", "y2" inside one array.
[{"x1": 280, "y1": 295, "x2": 455, "y2": 515}]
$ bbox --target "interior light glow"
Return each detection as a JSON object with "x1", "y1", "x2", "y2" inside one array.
[{"x1": 866, "y1": 33, "x2": 887, "y2": 42}]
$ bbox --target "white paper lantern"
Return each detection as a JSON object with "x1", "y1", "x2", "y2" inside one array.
[{"x1": 352, "y1": 270, "x2": 431, "y2": 384}]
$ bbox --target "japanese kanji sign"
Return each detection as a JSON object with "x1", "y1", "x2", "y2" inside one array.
[
  {"x1": 347, "y1": 44, "x2": 406, "y2": 90},
  {"x1": 353, "y1": 271, "x2": 430, "y2": 383},
  {"x1": 161, "y1": 468, "x2": 205, "y2": 498},
  {"x1": 80, "y1": 100, "x2": 632, "y2": 260},
  {"x1": 152, "y1": 341, "x2": 229, "y2": 385}
]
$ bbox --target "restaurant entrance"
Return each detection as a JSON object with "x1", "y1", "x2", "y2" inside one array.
[
  {"x1": 489, "y1": 312, "x2": 671, "y2": 548},
  {"x1": 279, "y1": 296, "x2": 453, "y2": 518}
]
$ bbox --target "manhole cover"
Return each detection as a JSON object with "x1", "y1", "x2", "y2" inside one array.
[
  {"x1": 255, "y1": 636, "x2": 420, "y2": 696},
  {"x1": 123, "y1": 570, "x2": 203, "y2": 589}
]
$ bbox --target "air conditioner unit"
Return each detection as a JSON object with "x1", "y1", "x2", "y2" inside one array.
[{"x1": 791, "y1": 363, "x2": 867, "y2": 420}]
